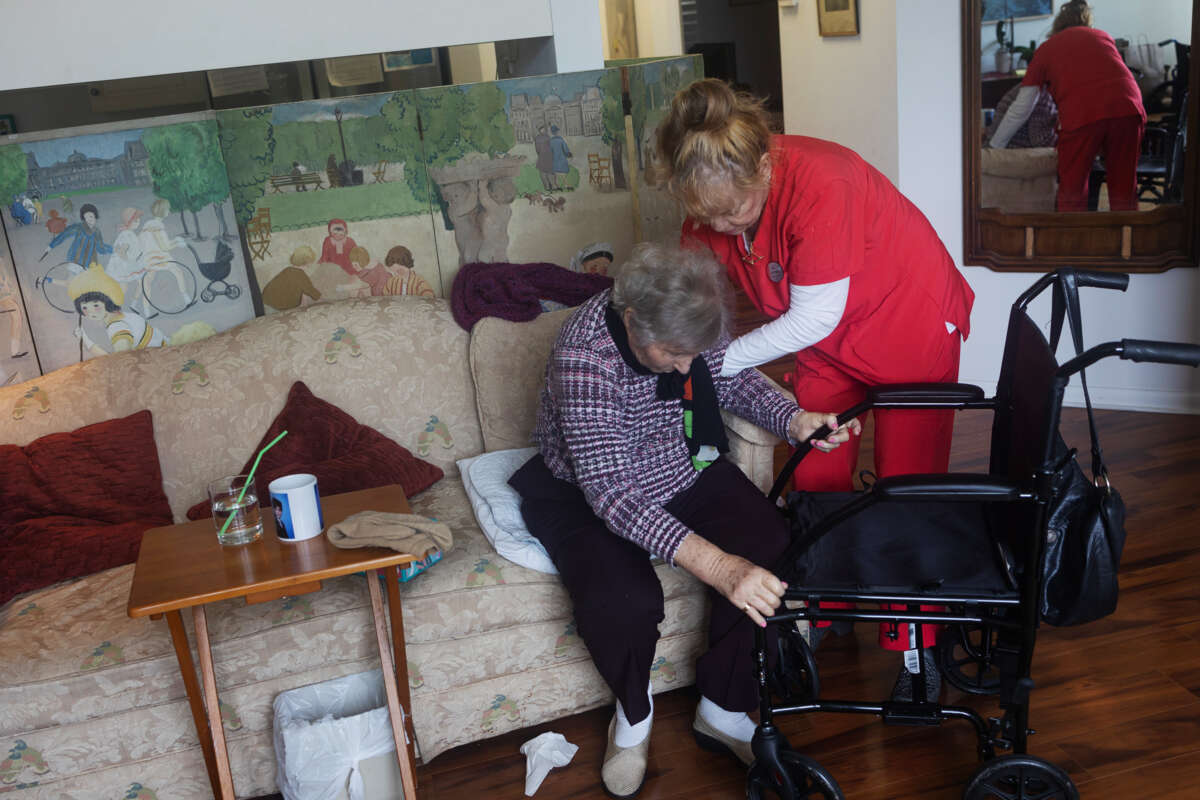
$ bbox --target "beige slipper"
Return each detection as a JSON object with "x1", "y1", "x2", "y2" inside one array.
[
  {"x1": 692, "y1": 707, "x2": 754, "y2": 766},
  {"x1": 601, "y1": 714, "x2": 652, "y2": 798}
]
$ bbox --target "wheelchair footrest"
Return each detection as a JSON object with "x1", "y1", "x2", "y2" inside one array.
[{"x1": 881, "y1": 701, "x2": 944, "y2": 726}]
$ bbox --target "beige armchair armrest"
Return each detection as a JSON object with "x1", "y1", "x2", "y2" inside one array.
[{"x1": 721, "y1": 371, "x2": 794, "y2": 493}]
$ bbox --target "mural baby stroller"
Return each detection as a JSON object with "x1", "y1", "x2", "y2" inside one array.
[
  {"x1": 189, "y1": 240, "x2": 241, "y2": 303},
  {"x1": 746, "y1": 269, "x2": 1200, "y2": 799}
]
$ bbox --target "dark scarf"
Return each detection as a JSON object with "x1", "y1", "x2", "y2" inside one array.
[{"x1": 605, "y1": 304, "x2": 728, "y2": 471}]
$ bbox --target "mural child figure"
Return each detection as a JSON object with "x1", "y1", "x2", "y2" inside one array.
[
  {"x1": 534, "y1": 125, "x2": 555, "y2": 191},
  {"x1": 106, "y1": 208, "x2": 150, "y2": 316},
  {"x1": 9, "y1": 194, "x2": 33, "y2": 226},
  {"x1": 138, "y1": 198, "x2": 192, "y2": 303},
  {"x1": 0, "y1": 270, "x2": 29, "y2": 359},
  {"x1": 261, "y1": 245, "x2": 322, "y2": 311},
  {"x1": 68, "y1": 265, "x2": 166, "y2": 356},
  {"x1": 549, "y1": 125, "x2": 572, "y2": 190},
  {"x1": 44, "y1": 209, "x2": 67, "y2": 235},
  {"x1": 382, "y1": 246, "x2": 434, "y2": 297},
  {"x1": 319, "y1": 218, "x2": 358, "y2": 275},
  {"x1": 350, "y1": 246, "x2": 391, "y2": 297},
  {"x1": 570, "y1": 242, "x2": 614, "y2": 276},
  {"x1": 41, "y1": 203, "x2": 112, "y2": 268}
]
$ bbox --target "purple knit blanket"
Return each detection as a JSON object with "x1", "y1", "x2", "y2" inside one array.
[{"x1": 450, "y1": 261, "x2": 613, "y2": 331}]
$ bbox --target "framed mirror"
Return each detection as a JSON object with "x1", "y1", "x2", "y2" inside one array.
[{"x1": 962, "y1": 0, "x2": 1200, "y2": 271}]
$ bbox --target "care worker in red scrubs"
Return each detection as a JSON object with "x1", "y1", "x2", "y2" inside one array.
[
  {"x1": 655, "y1": 78, "x2": 976, "y2": 701},
  {"x1": 989, "y1": 0, "x2": 1145, "y2": 211}
]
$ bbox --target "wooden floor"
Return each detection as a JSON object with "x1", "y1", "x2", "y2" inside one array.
[{"x1": 411, "y1": 407, "x2": 1200, "y2": 800}]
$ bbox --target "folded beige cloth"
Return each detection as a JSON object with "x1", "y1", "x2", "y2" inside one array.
[{"x1": 326, "y1": 511, "x2": 453, "y2": 556}]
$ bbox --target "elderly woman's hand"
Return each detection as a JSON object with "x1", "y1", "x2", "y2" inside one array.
[
  {"x1": 788, "y1": 411, "x2": 861, "y2": 453},
  {"x1": 674, "y1": 535, "x2": 786, "y2": 627}
]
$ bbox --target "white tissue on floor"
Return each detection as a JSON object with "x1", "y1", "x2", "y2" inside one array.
[{"x1": 519, "y1": 731, "x2": 579, "y2": 795}]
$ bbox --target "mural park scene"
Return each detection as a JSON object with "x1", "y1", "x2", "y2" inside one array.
[
  {"x1": 0, "y1": 56, "x2": 701, "y2": 378},
  {"x1": 0, "y1": 120, "x2": 255, "y2": 375}
]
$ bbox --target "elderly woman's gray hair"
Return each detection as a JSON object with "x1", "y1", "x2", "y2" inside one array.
[{"x1": 611, "y1": 242, "x2": 731, "y2": 352}]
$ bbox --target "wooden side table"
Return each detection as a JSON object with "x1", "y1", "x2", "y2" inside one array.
[{"x1": 127, "y1": 485, "x2": 419, "y2": 800}]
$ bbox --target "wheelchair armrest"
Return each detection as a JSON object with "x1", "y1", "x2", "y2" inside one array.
[
  {"x1": 866, "y1": 383, "x2": 987, "y2": 407},
  {"x1": 873, "y1": 473, "x2": 1025, "y2": 502}
]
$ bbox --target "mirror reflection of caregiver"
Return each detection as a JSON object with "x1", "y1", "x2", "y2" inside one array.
[
  {"x1": 508, "y1": 243, "x2": 856, "y2": 799},
  {"x1": 988, "y1": 0, "x2": 1147, "y2": 211},
  {"x1": 656, "y1": 78, "x2": 975, "y2": 696}
]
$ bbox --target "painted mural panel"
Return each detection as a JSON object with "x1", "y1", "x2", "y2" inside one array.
[
  {"x1": 0, "y1": 221, "x2": 37, "y2": 386},
  {"x1": 1, "y1": 119, "x2": 255, "y2": 375},
  {"x1": 628, "y1": 55, "x2": 703, "y2": 246},
  {"x1": 216, "y1": 93, "x2": 438, "y2": 313},
  {"x1": 414, "y1": 70, "x2": 634, "y2": 292}
]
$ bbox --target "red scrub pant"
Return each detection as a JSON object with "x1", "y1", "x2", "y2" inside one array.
[
  {"x1": 1056, "y1": 115, "x2": 1145, "y2": 212},
  {"x1": 789, "y1": 333, "x2": 962, "y2": 651}
]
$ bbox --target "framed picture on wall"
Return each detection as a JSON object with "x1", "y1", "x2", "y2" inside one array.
[
  {"x1": 816, "y1": 0, "x2": 859, "y2": 37},
  {"x1": 0, "y1": 115, "x2": 15, "y2": 135}
]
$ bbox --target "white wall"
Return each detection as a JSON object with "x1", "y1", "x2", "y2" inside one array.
[
  {"x1": 780, "y1": 0, "x2": 1200, "y2": 413},
  {"x1": 0, "y1": 0, "x2": 605, "y2": 92},
  {"x1": 777, "y1": 0, "x2": 899, "y2": 183}
]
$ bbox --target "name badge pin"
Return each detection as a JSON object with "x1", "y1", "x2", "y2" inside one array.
[{"x1": 767, "y1": 261, "x2": 784, "y2": 282}]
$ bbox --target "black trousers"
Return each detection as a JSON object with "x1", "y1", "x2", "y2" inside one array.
[{"x1": 509, "y1": 455, "x2": 790, "y2": 722}]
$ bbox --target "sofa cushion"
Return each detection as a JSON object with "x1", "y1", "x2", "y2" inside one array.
[
  {"x1": 470, "y1": 308, "x2": 573, "y2": 452},
  {"x1": 0, "y1": 409, "x2": 172, "y2": 605},
  {"x1": 185, "y1": 381, "x2": 444, "y2": 519}
]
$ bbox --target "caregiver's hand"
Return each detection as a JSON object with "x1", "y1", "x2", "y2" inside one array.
[{"x1": 788, "y1": 411, "x2": 861, "y2": 452}]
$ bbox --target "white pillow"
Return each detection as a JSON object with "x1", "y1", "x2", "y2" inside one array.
[{"x1": 456, "y1": 447, "x2": 558, "y2": 575}]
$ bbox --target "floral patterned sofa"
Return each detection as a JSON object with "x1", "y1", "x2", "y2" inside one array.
[{"x1": 0, "y1": 295, "x2": 782, "y2": 799}]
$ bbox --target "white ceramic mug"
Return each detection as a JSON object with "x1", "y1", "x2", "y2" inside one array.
[{"x1": 269, "y1": 473, "x2": 324, "y2": 541}]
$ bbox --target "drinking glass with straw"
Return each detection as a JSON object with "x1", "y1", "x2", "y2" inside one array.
[{"x1": 210, "y1": 431, "x2": 288, "y2": 545}]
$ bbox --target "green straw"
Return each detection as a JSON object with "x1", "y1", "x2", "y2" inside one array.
[{"x1": 217, "y1": 430, "x2": 288, "y2": 538}]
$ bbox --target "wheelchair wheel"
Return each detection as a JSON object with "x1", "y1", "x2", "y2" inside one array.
[
  {"x1": 770, "y1": 624, "x2": 820, "y2": 702},
  {"x1": 963, "y1": 755, "x2": 1078, "y2": 800},
  {"x1": 937, "y1": 624, "x2": 1001, "y2": 696},
  {"x1": 747, "y1": 751, "x2": 843, "y2": 800}
]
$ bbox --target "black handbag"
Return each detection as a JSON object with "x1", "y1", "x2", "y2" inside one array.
[{"x1": 1040, "y1": 273, "x2": 1129, "y2": 627}]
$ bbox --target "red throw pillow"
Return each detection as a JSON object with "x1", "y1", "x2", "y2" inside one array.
[
  {"x1": 186, "y1": 381, "x2": 444, "y2": 520},
  {"x1": 0, "y1": 409, "x2": 173, "y2": 607}
]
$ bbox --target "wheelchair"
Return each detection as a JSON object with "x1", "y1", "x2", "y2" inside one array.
[{"x1": 746, "y1": 269, "x2": 1200, "y2": 800}]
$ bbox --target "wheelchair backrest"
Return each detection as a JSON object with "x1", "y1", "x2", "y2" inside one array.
[{"x1": 988, "y1": 306, "x2": 1064, "y2": 485}]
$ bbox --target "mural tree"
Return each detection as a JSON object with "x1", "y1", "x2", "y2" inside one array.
[
  {"x1": 143, "y1": 122, "x2": 233, "y2": 240},
  {"x1": 383, "y1": 84, "x2": 515, "y2": 207},
  {"x1": 217, "y1": 108, "x2": 276, "y2": 228},
  {"x1": 0, "y1": 145, "x2": 28, "y2": 208},
  {"x1": 598, "y1": 70, "x2": 628, "y2": 190},
  {"x1": 379, "y1": 91, "x2": 429, "y2": 204}
]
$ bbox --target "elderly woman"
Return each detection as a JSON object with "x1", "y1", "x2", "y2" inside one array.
[{"x1": 508, "y1": 242, "x2": 856, "y2": 798}]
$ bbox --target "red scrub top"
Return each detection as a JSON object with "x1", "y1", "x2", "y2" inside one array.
[
  {"x1": 684, "y1": 135, "x2": 974, "y2": 386},
  {"x1": 1021, "y1": 26, "x2": 1145, "y2": 133}
]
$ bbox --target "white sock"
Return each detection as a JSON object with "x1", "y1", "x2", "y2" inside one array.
[
  {"x1": 613, "y1": 683, "x2": 653, "y2": 747},
  {"x1": 698, "y1": 696, "x2": 756, "y2": 743}
]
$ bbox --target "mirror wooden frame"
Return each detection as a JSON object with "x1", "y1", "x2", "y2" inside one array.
[{"x1": 961, "y1": 0, "x2": 1200, "y2": 272}]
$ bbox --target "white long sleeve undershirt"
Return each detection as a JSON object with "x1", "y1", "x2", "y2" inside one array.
[
  {"x1": 988, "y1": 84, "x2": 1039, "y2": 149},
  {"x1": 720, "y1": 278, "x2": 849, "y2": 377}
]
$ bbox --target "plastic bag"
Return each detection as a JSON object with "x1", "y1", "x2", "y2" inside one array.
[
  {"x1": 273, "y1": 669, "x2": 404, "y2": 800},
  {"x1": 1125, "y1": 34, "x2": 1165, "y2": 90}
]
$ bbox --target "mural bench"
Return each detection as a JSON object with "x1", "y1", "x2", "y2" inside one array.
[{"x1": 268, "y1": 173, "x2": 323, "y2": 193}]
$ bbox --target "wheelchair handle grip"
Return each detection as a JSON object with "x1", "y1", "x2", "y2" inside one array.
[
  {"x1": 1120, "y1": 339, "x2": 1200, "y2": 367},
  {"x1": 1071, "y1": 270, "x2": 1129, "y2": 291}
]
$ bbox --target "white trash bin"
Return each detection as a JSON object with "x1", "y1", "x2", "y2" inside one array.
[{"x1": 273, "y1": 669, "x2": 406, "y2": 800}]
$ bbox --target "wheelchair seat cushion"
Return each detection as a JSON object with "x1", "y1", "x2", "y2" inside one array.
[{"x1": 785, "y1": 492, "x2": 1017, "y2": 598}]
